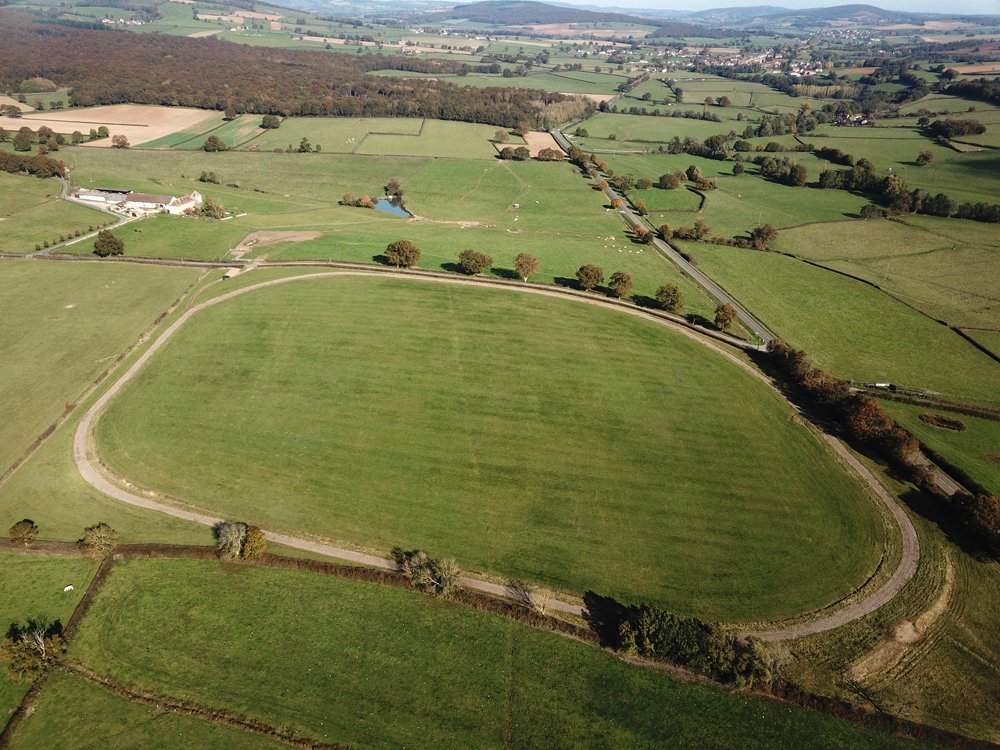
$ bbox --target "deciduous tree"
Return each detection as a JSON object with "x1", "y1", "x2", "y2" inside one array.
[
  {"x1": 576, "y1": 264, "x2": 604, "y2": 291},
  {"x1": 714, "y1": 303, "x2": 737, "y2": 331},
  {"x1": 609, "y1": 271, "x2": 632, "y2": 299},
  {"x1": 202, "y1": 135, "x2": 228, "y2": 152},
  {"x1": 385, "y1": 239, "x2": 421, "y2": 268},
  {"x1": 457, "y1": 248, "x2": 493, "y2": 275},
  {"x1": 655, "y1": 284, "x2": 682, "y2": 312},
  {"x1": 93, "y1": 229, "x2": 124, "y2": 257},
  {"x1": 8, "y1": 519, "x2": 38, "y2": 547},
  {"x1": 513, "y1": 252, "x2": 539, "y2": 281},
  {"x1": 80, "y1": 522, "x2": 117, "y2": 556}
]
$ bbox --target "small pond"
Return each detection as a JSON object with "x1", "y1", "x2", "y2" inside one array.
[{"x1": 374, "y1": 198, "x2": 412, "y2": 218}]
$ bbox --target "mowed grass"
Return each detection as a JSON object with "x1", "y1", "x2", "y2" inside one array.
[
  {"x1": 0, "y1": 553, "x2": 99, "y2": 724},
  {"x1": 8, "y1": 673, "x2": 290, "y2": 750},
  {"x1": 685, "y1": 244, "x2": 1000, "y2": 404},
  {"x1": 884, "y1": 402, "x2": 1000, "y2": 495},
  {"x1": 97, "y1": 276, "x2": 883, "y2": 621},
  {"x1": 0, "y1": 172, "x2": 104, "y2": 254},
  {"x1": 0, "y1": 261, "x2": 201, "y2": 473},
  {"x1": 67, "y1": 558, "x2": 934, "y2": 750},
  {"x1": 246, "y1": 116, "x2": 423, "y2": 154},
  {"x1": 775, "y1": 215, "x2": 1000, "y2": 330}
]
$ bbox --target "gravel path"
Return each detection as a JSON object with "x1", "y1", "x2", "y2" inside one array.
[{"x1": 73, "y1": 269, "x2": 919, "y2": 637}]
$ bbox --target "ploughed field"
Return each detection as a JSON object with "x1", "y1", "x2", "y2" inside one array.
[{"x1": 96, "y1": 275, "x2": 884, "y2": 622}]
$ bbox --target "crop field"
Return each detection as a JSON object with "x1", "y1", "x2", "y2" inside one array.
[
  {"x1": 96, "y1": 276, "x2": 884, "y2": 621},
  {"x1": 572, "y1": 112, "x2": 740, "y2": 145},
  {"x1": 8, "y1": 673, "x2": 289, "y2": 750},
  {"x1": 0, "y1": 261, "x2": 201, "y2": 473},
  {"x1": 884, "y1": 402, "x2": 1000, "y2": 495},
  {"x1": 0, "y1": 173, "x2": 101, "y2": 253},
  {"x1": 684, "y1": 244, "x2": 1000, "y2": 404},
  {"x1": 774, "y1": 215, "x2": 1000, "y2": 330},
  {"x1": 139, "y1": 113, "x2": 262, "y2": 149},
  {"x1": 61, "y1": 558, "x2": 933, "y2": 750},
  {"x1": 62, "y1": 147, "x2": 714, "y2": 312}
]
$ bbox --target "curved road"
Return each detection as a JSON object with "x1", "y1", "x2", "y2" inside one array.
[{"x1": 73, "y1": 269, "x2": 918, "y2": 639}]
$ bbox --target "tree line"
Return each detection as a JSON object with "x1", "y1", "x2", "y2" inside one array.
[{"x1": 0, "y1": 15, "x2": 577, "y2": 129}]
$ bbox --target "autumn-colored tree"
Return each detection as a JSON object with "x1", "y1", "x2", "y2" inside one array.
[
  {"x1": 576, "y1": 264, "x2": 604, "y2": 291},
  {"x1": 110, "y1": 134, "x2": 129, "y2": 149},
  {"x1": 80, "y1": 522, "x2": 117, "y2": 556},
  {"x1": 385, "y1": 239, "x2": 421, "y2": 268},
  {"x1": 692, "y1": 219, "x2": 710, "y2": 240},
  {"x1": 494, "y1": 129, "x2": 509, "y2": 143},
  {"x1": 750, "y1": 224, "x2": 778, "y2": 250},
  {"x1": 514, "y1": 119, "x2": 532, "y2": 137},
  {"x1": 513, "y1": 252, "x2": 539, "y2": 281},
  {"x1": 199, "y1": 198, "x2": 225, "y2": 219},
  {"x1": 9, "y1": 519, "x2": 38, "y2": 547},
  {"x1": 224, "y1": 105, "x2": 236, "y2": 120},
  {"x1": 242, "y1": 525, "x2": 268, "y2": 559},
  {"x1": 385, "y1": 178, "x2": 401, "y2": 196},
  {"x1": 202, "y1": 135, "x2": 228, "y2": 152},
  {"x1": 655, "y1": 284, "x2": 682, "y2": 312},
  {"x1": 657, "y1": 173, "x2": 681, "y2": 189},
  {"x1": 860, "y1": 204, "x2": 881, "y2": 220},
  {"x1": 714, "y1": 303, "x2": 737, "y2": 331},
  {"x1": 633, "y1": 198, "x2": 648, "y2": 216},
  {"x1": 609, "y1": 271, "x2": 633, "y2": 299},
  {"x1": 659, "y1": 224, "x2": 673, "y2": 241},
  {"x1": 916, "y1": 150, "x2": 934, "y2": 167},
  {"x1": 610, "y1": 198, "x2": 623, "y2": 209},
  {"x1": 457, "y1": 248, "x2": 493, "y2": 275}
]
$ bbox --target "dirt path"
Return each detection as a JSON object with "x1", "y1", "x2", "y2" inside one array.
[{"x1": 73, "y1": 269, "x2": 919, "y2": 637}]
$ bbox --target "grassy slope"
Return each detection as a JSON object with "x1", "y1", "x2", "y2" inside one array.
[
  {"x1": 685, "y1": 243, "x2": 1000, "y2": 405},
  {"x1": 0, "y1": 261, "x2": 201, "y2": 472},
  {"x1": 8, "y1": 672, "x2": 289, "y2": 750},
  {"x1": 0, "y1": 553, "x2": 99, "y2": 724},
  {"x1": 97, "y1": 276, "x2": 883, "y2": 621},
  {"x1": 0, "y1": 172, "x2": 104, "y2": 254},
  {"x1": 68, "y1": 558, "x2": 933, "y2": 750}
]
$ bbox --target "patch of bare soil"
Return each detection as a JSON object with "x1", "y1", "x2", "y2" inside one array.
[
  {"x1": 229, "y1": 231, "x2": 322, "y2": 259},
  {"x1": 521, "y1": 130, "x2": 562, "y2": 157},
  {"x1": 845, "y1": 555, "x2": 954, "y2": 683},
  {"x1": 919, "y1": 413, "x2": 967, "y2": 432}
]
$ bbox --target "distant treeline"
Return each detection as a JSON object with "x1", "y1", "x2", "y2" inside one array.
[
  {"x1": 0, "y1": 14, "x2": 573, "y2": 128},
  {"x1": 944, "y1": 78, "x2": 1000, "y2": 107}
]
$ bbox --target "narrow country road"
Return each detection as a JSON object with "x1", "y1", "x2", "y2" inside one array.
[{"x1": 73, "y1": 269, "x2": 919, "y2": 639}]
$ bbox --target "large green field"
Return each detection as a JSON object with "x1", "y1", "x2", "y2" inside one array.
[
  {"x1": 0, "y1": 553, "x2": 99, "y2": 724},
  {"x1": 684, "y1": 243, "x2": 1000, "y2": 405},
  {"x1": 61, "y1": 146, "x2": 716, "y2": 315},
  {"x1": 61, "y1": 558, "x2": 933, "y2": 750},
  {"x1": 0, "y1": 172, "x2": 105, "y2": 254},
  {"x1": 774, "y1": 215, "x2": 1000, "y2": 330},
  {"x1": 96, "y1": 275, "x2": 884, "y2": 621},
  {"x1": 0, "y1": 261, "x2": 201, "y2": 473}
]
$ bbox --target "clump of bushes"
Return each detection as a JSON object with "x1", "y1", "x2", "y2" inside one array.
[
  {"x1": 586, "y1": 595, "x2": 777, "y2": 688},
  {"x1": 391, "y1": 547, "x2": 459, "y2": 596},
  {"x1": 214, "y1": 521, "x2": 267, "y2": 560}
]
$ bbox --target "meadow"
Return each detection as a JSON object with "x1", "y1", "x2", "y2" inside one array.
[
  {"x1": 774, "y1": 215, "x2": 1000, "y2": 331},
  {"x1": 61, "y1": 558, "x2": 934, "y2": 750},
  {"x1": 684, "y1": 243, "x2": 1000, "y2": 404},
  {"x1": 96, "y1": 275, "x2": 885, "y2": 621},
  {"x1": 8, "y1": 672, "x2": 290, "y2": 750},
  {"x1": 62, "y1": 146, "x2": 716, "y2": 314},
  {"x1": 0, "y1": 172, "x2": 104, "y2": 254},
  {"x1": 0, "y1": 261, "x2": 201, "y2": 473},
  {"x1": 0, "y1": 553, "x2": 98, "y2": 724}
]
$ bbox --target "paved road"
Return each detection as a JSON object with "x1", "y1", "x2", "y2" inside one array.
[
  {"x1": 73, "y1": 269, "x2": 920, "y2": 638},
  {"x1": 552, "y1": 125, "x2": 773, "y2": 345}
]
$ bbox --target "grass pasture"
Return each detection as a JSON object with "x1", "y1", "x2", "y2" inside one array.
[
  {"x1": 96, "y1": 275, "x2": 885, "y2": 621},
  {"x1": 8, "y1": 672, "x2": 290, "y2": 750},
  {"x1": 774, "y1": 215, "x2": 1000, "y2": 330},
  {"x1": 0, "y1": 261, "x2": 201, "y2": 473},
  {"x1": 63, "y1": 558, "x2": 933, "y2": 750},
  {"x1": 685, "y1": 243, "x2": 1000, "y2": 405},
  {"x1": 0, "y1": 173, "x2": 104, "y2": 254},
  {"x1": 62, "y1": 147, "x2": 714, "y2": 312}
]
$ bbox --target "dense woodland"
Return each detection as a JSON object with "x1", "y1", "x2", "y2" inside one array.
[{"x1": 0, "y1": 15, "x2": 582, "y2": 127}]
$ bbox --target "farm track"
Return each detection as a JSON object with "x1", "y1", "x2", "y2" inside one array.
[{"x1": 70, "y1": 267, "x2": 922, "y2": 640}]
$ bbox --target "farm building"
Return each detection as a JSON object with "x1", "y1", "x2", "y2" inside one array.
[{"x1": 75, "y1": 188, "x2": 203, "y2": 215}]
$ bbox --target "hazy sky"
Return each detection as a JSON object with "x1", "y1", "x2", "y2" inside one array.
[{"x1": 555, "y1": 0, "x2": 1000, "y2": 16}]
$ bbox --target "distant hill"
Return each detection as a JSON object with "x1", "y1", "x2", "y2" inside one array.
[{"x1": 422, "y1": 1, "x2": 653, "y2": 26}]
